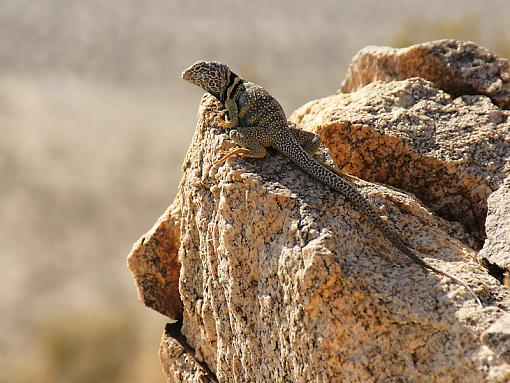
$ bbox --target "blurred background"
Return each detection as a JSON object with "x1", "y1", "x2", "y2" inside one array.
[{"x1": 1, "y1": 0, "x2": 509, "y2": 382}]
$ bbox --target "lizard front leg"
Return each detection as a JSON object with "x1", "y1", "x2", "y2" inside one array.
[
  {"x1": 214, "y1": 126, "x2": 272, "y2": 165},
  {"x1": 218, "y1": 98, "x2": 239, "y2": 129}
]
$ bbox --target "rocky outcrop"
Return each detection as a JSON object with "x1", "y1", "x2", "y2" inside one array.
[
  {"x1": 160, "y1": 322, "x2": 217, "y2": 382},
  {"x1": 128, "y1": 40, "x2": 510, "y2": 382},
  {"x1": 482, "y1": 313, "x2": 510, "y2": 364},
  {"x1": 480, "y1": 176, "x2": 510, "y2": 272},
  {"x1": 292, "y1": 78, "x2": 510, "y2": 245},
  {"x1": 127, "y1": 197, "x2": 182, "y2": 319},
  {"x1": 340, "y1": 40, "x2": 510, "y2": 108}
]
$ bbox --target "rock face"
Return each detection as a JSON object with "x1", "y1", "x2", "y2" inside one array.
[
  {"x1": 127, "y1": 40, "x2": 510, "y2": 383},
  {"x1": 160, "y1": 322, "x2": 217, "y2": 383},
  {"x1": 480, "y1": 176, "x2": 510, "y2": 271},
  {"x1": 292, "y1": 77, "x2": 510, "y2": 245},
  {"x1": 127, "y1": 197, "x2": 182, "y2": 319},
  {"x1": 481, "y1": 313, "x2": 510, "y2": 364},
  {"x1": 340, "y1": 40, "x2": 510, "y2": 109}
]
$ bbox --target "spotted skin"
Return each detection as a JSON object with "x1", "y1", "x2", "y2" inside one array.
[{"x1": 182, "y1": 61, "x2": 482, "y2": 306}]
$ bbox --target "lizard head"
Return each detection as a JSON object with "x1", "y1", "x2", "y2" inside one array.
[{"x1": 182, "y1": 61, "x2": 231, "y2": 100}]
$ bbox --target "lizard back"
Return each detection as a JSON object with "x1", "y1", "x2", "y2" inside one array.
[{"x1": 234, "y1": 81, "x2": 288, "y2": 129}]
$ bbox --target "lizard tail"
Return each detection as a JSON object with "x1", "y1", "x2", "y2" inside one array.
[
  {"x1": 373, "y1": 215, "x2": 482, "y2": 307},
  {"x1": 274, "y1": 131, "x2": 482, "y2": 306}
]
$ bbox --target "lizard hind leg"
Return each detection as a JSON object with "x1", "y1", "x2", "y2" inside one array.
[
  {"x1": 214, "y1": 127, "x2": 269, "y2": 166},
  {"x1": 301, "y1": 134, "x2": 322, "y2": 155},
  {"x1": 290, "y1": 126, "x2": 322, "y2": 155},
  {"x1": 290, "y1": 125, "x2": 360, "y2": 182}
]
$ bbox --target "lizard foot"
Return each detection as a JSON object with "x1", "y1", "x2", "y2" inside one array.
[
  {"x1": 213, "y1": 147, "x2": 245, "y2": 166},
  {"x1": 213, "y1": 147, "x2": 267, "y2": 166},
  {"x1": 218, "y1": 115, "x2": 236, "y2": 129}
]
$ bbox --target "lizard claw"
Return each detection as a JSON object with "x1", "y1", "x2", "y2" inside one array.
[
  {"x1": 218, "y1": 114, "x2": 238, "y2": 129},
  {"x1": 213, "y1": 147, "x2": 242, "y2": 166},
  {"x1": 218, "y1": 115, "x2": 231, "y2": 129},
  {"x1": 218, "y1": 118, "x2": 228, "y2": 129}
]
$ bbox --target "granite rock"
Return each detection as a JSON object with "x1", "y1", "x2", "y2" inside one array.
[
  {"x1": 340, "y1": 40, "x2": 510, "y2": 108},
  {"x1": 127, "y1": 196, "x2": 182, "y2": 319},
  {"x1": 292, "y1": 78, "x2": 510, "y2": 243},
  {"x1": 160, "y1": 322, "x2": 217, "y2": 383},
  {"x1": 129, "y1": 40, "x2": 510, "y2": 382},
  {"x1": 154, "y1": 95, "x2": 509, "y2": 382},
  {"x1": 480, "y1": 176, "x2": 510, "y2": 271}
]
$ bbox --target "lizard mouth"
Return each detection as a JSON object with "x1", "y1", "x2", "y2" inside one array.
[{"x1": 181, "y1": 69, "x2": 191, "y2": 81}]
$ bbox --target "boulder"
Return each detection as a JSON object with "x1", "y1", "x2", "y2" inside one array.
[
  {"x1": 340, "y1": 40, "x2": 510, "y2": 108},
  {"x1": 160, "y1": 322, "x2": 217, "y2": 383},
  {"x1": 128, "y1": 41, "x2": 510, "y2": 382},
  {"x1": 292, "y1": 77, "x2": 510, "y2": 244},
  {"x1": 127, "y1": 196, "x2": 182, "y2": 319},
  {"x1": 148, "y1": 95, "x2": 507, "y2": 382},
  {"x1": 480, "y1": 176, "x2": 510, "y2": 272}
]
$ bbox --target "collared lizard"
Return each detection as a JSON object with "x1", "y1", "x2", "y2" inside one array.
[{"x1": 182, "y1": 60, "x2": 482, "y2": 306}]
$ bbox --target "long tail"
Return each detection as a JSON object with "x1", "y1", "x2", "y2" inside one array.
[
  {"x1": 274, "y1": 131, "x2": 482, "y2": 306},
  {"x1": 375, "y1": 216, "x2": 482, "y2": 306}
]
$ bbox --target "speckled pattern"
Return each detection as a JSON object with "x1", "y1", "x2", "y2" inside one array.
[
  {"x1": 182, "y1": 60, "x2": 231, "y2": 101},
  {"x1": 182, "y1": 61, "x2": 481, "y2": 305}
]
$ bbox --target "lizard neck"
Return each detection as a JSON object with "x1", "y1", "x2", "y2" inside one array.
[{"x1": 220, "y1": 70, "x2": 243, "y2": 104}]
